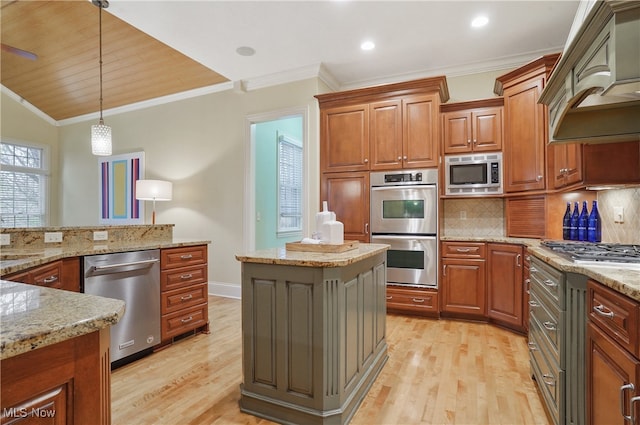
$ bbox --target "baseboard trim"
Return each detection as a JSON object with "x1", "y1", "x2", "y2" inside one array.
[{"x1": 208, "y1": 281, "x2": 241, "y2": 299}]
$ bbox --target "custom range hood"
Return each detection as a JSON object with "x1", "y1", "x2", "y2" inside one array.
[{"x1": 539, "y1": 0, "x2": 640, "y2": 144}]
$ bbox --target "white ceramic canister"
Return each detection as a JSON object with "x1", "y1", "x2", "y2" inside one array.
[
  {"x1": 315, "y1": 201, "x2": 335, "y2": 239},
  {"x1": 321, "y1": 220, "x2": 344, "y2": 244}
]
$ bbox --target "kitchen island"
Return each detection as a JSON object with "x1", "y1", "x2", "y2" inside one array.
[
  {"x1": 0, "y1": 280, "x2": 125, "y2": 424},
  {"x1": 235, "y1": 243, "x2": 389, "y2": 425}
]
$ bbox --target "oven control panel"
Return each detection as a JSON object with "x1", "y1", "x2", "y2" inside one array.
[
  {"x1": 370, "y1": 168, "x2": 438, "y2": 187},
  {"x1": 385, "y1": 172, "x2": 422, "y2": 183}
]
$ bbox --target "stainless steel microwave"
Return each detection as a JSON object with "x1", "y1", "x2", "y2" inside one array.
[{"x1": 445, "y1": 152, "x2": 502, "y2": 196}]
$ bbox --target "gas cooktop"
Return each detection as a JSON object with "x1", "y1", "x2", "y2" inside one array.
[{"x1": 541, "y1": 241, "x2": 640, "y2": 269}]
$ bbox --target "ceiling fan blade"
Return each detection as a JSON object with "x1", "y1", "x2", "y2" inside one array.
[{"x1": 1, "y1": 43, "x2": 37, "y2": 61}]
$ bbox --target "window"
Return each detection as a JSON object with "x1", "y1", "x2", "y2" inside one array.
[
  {"x1": 277, "y1": 134, "x2": 302, "y2": 235},
  {"x1": 0, "y1": 141, "x2": 49, "y2": 228}
]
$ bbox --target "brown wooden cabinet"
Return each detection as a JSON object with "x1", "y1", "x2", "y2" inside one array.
[
  {"x1": 487, "y1": 243, "x2": 524, "y2": 331},
  {"x1": 400, "y1": 93, "x2": 439, "y2": 169},
  {"x1": 2, "y1": 258, "x2": 80, "y2": 292},
  {"x1": 160, "y1": 245, "x2": 209, "y2": 344},
  {"x1": 495, "y1": 54, "x2": 559, "y2": 194},
  {"x1": 320, "y1": 103, "x2": 370, "y2": 173},
  {"x1": 386, "y1": 285, "x2": 439, "y2": 317},
  {"x1": 440, "y1": 242, "x2": 486, "y2": 318},
  {"x1": 320, "y1": 172, "x2": 370, "y2": 242},
  {"x1": 549, "y1": 143, "x2": 583, "y2": 189},
  {"x1": 441, "y1": 98, "x2": 503, "y2": 155},
  {"x1": 587, "y1": 279, "x2": 640, "y2": 425}
]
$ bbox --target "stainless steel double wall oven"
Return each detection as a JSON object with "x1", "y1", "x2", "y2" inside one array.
[{"x1": 370, "y1": 169, "x2": 438, "y2": 289}]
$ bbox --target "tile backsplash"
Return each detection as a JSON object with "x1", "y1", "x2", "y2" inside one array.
[
  {"x1": 443, "y1": 198, "x2": 505, "y2": 237},
  {"x1": 598, "y1": 187, "x2": 640, "y2": 244}
]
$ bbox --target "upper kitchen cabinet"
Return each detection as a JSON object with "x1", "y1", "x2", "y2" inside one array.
[
  {"x1": 441, "y1": 98, "x2": 504, "y2": 155},
  {"x1": 548, "y1": 143, "x2": 584, "y2": 189},
  {"x1": 495, "y1": 53, "x2": 560, "y2": 194},
  {"x1": 316, "y1": 76, "x2": 449, "y2": 173},
  {"x1": 320, "y1": 103, "x2": 370, "y2": 172}
]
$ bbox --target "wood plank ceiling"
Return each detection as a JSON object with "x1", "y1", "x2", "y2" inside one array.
[{"x1": 1, "y1": 0, "x2": 228, "y2": 121}]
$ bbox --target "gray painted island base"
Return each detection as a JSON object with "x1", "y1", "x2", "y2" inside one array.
[{"x1": 237, "y1": 246, "x2": 388, "y2": 425}]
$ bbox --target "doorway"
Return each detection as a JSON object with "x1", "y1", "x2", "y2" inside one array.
[{"x1": 244, "y1": 108, "x2": 308, "y2": 251}]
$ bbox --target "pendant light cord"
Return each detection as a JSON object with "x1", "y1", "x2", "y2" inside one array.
[{"x1": 98, "y1": 2, "x2": 104, "y2": 123}]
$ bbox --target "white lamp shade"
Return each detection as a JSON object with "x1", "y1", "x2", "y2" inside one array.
[
  {"x1": 135, "y1": 180, "x2": 172, "y2": 201},
  {"x1": 91, "y1": 123, "x2": 112, "y2": 156}
]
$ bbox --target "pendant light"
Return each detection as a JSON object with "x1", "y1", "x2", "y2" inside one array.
[{"x1": 91, "y1": 0, "x2": 112, "y2": 156}]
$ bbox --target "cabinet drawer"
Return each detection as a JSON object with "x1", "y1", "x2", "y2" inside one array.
[
  {"x1": 161, "y1": 264, "x2": 207, "y2": 292},
  {"x1": 441, "y1": 242, "x2": 486, "y2": 258},
  {"x1": 162, "y1": 303, "x2": 208, "y2": 340},
  {"x1": 30, "y1": 261, "x2": 63, "y2": 290},
  {"x1": 386, "y1": 286, "x2": 438, "y2": 315},
  {"x1": 529, "y1": 328, "x2": 563, "y2": 425},
  {"x1": 161, "y1": 245, "x2": 207, "y2": 270},
  {"x1": 588, "y1": 279, "x2": 639, "y2": 357},
  {"x1": 530, "y1": 257, "x2": 565, "y2": 309},
  {"x1": 162, "y1": 283, "x2": 208, "y2": 315},
  {"x1": 529, "y1": 295, "x2": 562, "y2": 366}
]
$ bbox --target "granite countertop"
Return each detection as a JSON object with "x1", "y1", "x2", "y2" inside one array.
[
  {"x1": 235, "y1": 243, "x2": 389, "y2": 268},
  {"x1": 0, "y1": 280, "x2": 125, "y2": 360},
  {"x1": 0, "y1": 238, "x2": 210, "y2": 276},
  {"x1": 442, "y1": 236, "x2": 640, "y2": 303}
]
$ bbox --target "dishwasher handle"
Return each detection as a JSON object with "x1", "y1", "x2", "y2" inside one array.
[{"x1": 89, "y1": 258, "x2": 159, "y2": 272}]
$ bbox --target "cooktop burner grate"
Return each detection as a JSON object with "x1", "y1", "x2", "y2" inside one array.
[{"x1": 541, "y1": 241, "x2": 640, "y2": 266}]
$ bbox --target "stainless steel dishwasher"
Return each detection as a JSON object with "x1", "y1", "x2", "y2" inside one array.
[{"x1": 84, "y1": 249, "x2": 161, "y2": 365}]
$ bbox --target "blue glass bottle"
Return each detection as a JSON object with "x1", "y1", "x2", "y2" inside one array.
[
  {"x1": 587, "y1": 200, "x2": 602, "y2": 243},
  {"x1": 570, "y1": 202, "x2": 579, "y2": 240},
  {"x1": 562, "y1": 202, "x2": 571, "y2": 240},
  {"x1": 578, "y1": 201, "x2": 589, "y2": 241}
]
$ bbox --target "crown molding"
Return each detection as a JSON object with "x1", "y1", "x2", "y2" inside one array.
[{"x1": 1, "y1": 85, "x2": 58, "y2": 126}]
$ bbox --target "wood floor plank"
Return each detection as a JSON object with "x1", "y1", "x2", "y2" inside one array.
[{"x1": 111, "y1": 296, "x2": 550, "y2": 424}]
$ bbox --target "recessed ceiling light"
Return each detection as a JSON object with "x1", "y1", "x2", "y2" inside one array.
[
  {"x1": 471, "y1": 16, "x2": 489, "y2": 28},
  {"x1": 236, "y1": 46, "x2": 256, "y2": 57},
  {"x1": 360, "y1": 40, "x2": 375, "y2": 51}
]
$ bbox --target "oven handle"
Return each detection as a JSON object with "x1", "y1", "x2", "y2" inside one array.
[
  {"x1": 371, "y1": 184, "x2": 436, "y2": 192},
  {"x1": 371, "y1": 235, "x2": 437, "y2": 241}
]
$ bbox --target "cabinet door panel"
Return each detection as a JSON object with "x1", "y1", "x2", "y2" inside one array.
[
  {"x1": 442, "y1": 111, "x2": 471, "y2": 154},
  {"x1": 321, "y1": 172, "x2": 369, "y2": 242},
  {"x1": 370, "y1": 100, "x2": 402, "y2": 170},
  {"x1": 321, "y1": 104, "x2": 369, "y2": 172},
  {"x1": 473, "y1": 107, "x2": 502, "y2": 152},
  {"x1": 503, "y1": 77, "x2": 546, "y2": 192},
  {"x1": 403, "y1": 94, "x2": 438, "y2": 168},
  {"x1": 441, "y1": 258, "x2": 486, "y2": 316},
  {"x1": 487, "y1": 243, "x2": 523, "y2": 328}
]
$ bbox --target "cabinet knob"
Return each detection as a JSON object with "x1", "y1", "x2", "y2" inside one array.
[
  {"x1": 363, "y1": 158, "x2": 369, "y2": 163},
  {"x1": 403, "y1": 156, "x2": 407, "y2": 160},
  {"x1": 473, "y1": 139, "x2": 477, "y2": 144},
  {"x1": 536, "y1": 175, "x2": 543, "y2": 181},
  {"x1": 467, "y1": 139, "x2": 471, "y2": 144},
  {"x1": 397, "y1": 156, "x2": 402, "y2": 161}
]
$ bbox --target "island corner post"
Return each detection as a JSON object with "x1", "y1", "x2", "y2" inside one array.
[{"x1": 236, "y1": 244, "x2": 389, "y2": 425}]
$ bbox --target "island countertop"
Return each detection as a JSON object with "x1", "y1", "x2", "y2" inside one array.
[
  {"x1": 235, "y1": 243, "x2": 389, "y2": 268},
  {"x1": 0, "y1": 280, "x2": 125, "y2": 360}
]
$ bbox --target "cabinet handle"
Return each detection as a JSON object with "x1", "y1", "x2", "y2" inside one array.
[
  {"x1": 365, "y1": 223, "x2": 369, "y2": 235},
  {"x1": 630, "y1": 395, "x2": 640, "y2": 425},
  {"x1": 386, "y1": 295, "x2": 393, "y2": 300},
  {"x1": 542, "y1": 373, "x2": 556, "y2": 387},
  {"x1": 620, "y1": 383, "x2": 636, "y2": 422},
  {"x1": 543, "y1": 321, "x2": 557, "y2": 331},
  {"x1": 593, "y1": 304, "x2": 615, "y2": 319},
  {"x1": 181, "y1": 316, "x2": 194, "y2": 324},
  {"x1": 180, "y1": 273, "x2": 193, "y2": 280},
  {"x1": 516, "y1": 254, "x2": 521, "y2": 267},
  {"x1": 412, "y1": 298, "x2": 425, "y2": 303},
  {"x1": 180, "y1": 254, "x2": 193, "y2": 260},
  {"x1": 527, "y1": 342, "x2": 537, "y2": 351},
  {"x1": 42, "y1": 275, "x2": 58, "y2": 284},
  {"x1": 180, "y1": 294, "x2": 193, "y2": 301},
  {"x1": 443, "y1": 264, "x2": 447, "y2": 276},
  {"x1": 528, "y1": 300, "x2": 540, "y2": 307},
  {"x1": 456, "y1": 248, "x2": 471, "y2": 253},
  {"x1": 525, "y1": 255, "x2": 531, "y2": 261},
  {"x1": 543, "y1": 279, "x2": 557, "y2": 288},
  {"x1": 530, "y1": 266, "x2": 538, "y2": 273}
]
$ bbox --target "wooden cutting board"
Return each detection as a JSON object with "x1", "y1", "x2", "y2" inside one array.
[{"x1": 285, "y1": 240, "x2": 359, "y2": 253}]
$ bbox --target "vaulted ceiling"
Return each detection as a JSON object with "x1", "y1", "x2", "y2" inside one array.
[{"x1": 1, "y1": 1, "x2": 580, "y2": 123}]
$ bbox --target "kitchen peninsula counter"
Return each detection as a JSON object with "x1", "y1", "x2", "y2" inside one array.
[
  {"x1": 441, "y1": 236, "x2": 640, "y2": 302},
  {"x1": 0, "y1": 280, "x2": 125, "y2": 424},
  {"x1": 235, "y1": 243, "x2": 389, "y2": 425}
]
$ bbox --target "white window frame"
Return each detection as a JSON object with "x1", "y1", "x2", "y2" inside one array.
[
  {"x1": 276, "y1": 134, "x2": 303, "y2": 237},
  {"x1": 0, "y1": 139, "x2": 50, "y2": 228}
]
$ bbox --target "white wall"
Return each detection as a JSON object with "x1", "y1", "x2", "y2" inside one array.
[{"x1": 58, "y1": 78, "x2": 322, "y2": 289}]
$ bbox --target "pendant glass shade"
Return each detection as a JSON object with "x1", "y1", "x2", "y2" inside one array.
[{"x1": 91, "y1": 120, "x2": 112, "y2": 156}]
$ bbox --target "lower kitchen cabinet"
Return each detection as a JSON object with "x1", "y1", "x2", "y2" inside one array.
[
  {"x1": 487, "y1": 243, "x2": 524, "y2": 331},
  {"x1": 441, "y1": 242, "x2": 486, "y2": 318},
  {"x1": 587, "y1": 279, "x2": 640, "y2": 425},
  {"x1": 386, "y1": 285, "x2": 438, "y2": 317},
  {"x1": 523, "y1": 249, "x2": 531, "y2": 333},
  {"x1": 2, "y1": 258, "x2": 80, "y2": 292},
  {"x1": 159, "y1": 245, "x2": 209, "y2": 344},
  {"x1": 320, "y1": 171, "x2": 370, "y2": 242}
]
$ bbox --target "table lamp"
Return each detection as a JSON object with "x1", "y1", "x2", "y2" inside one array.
[{"x1": 135, "y1": 179, "x2": 172, "y2": 224}]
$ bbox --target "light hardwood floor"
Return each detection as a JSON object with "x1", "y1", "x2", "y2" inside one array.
[{"x1": 111, "y1": 296, "x2": 550, "y2": 425}]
